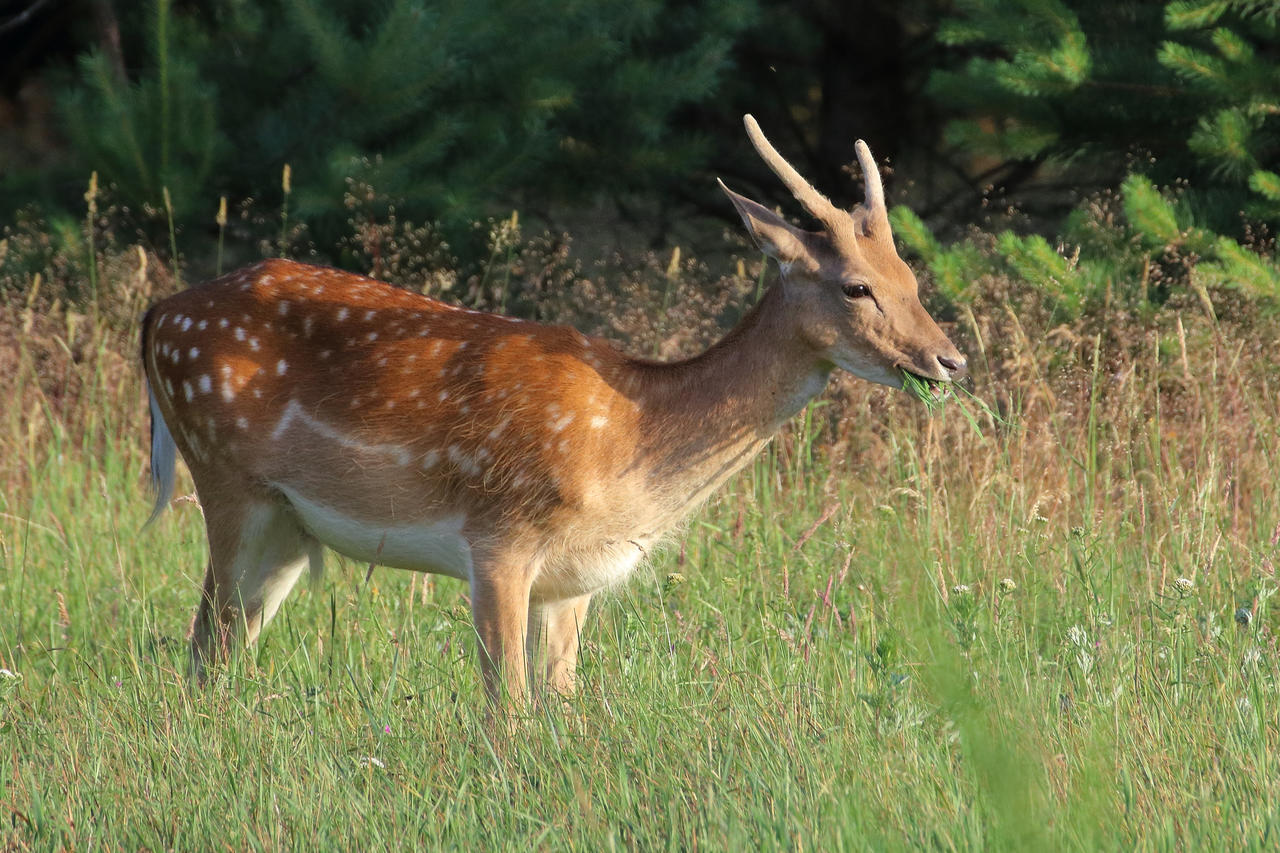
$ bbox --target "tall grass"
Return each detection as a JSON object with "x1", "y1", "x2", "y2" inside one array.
[{"x1": 2, "y1": 203, "x2": 1280, "y2": 848}]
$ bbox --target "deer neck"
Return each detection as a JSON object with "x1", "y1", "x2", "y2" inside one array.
[{"x1": 631, "y1": 284, "x2": 831, "y2": 508}]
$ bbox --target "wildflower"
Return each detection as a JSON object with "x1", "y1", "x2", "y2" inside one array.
[
  {"x1": 383, "y1": 725, "x2": 391, "y2": 734},
  {"x1": 999, "y1": 577, "x2": 1017, "y2": 593},
  {"x1": 358, "y1": 756, "x2": 386, "y2": 769},
  {"x1": 1067, "y1": 625, "x2": 1088, "y2": 647},
  {"x1": 1173, "y1": 577, "x2": 1194, "y2": 596},
  {"x1": 951, "y1": 584, "x2": 971, "y2": 596},
  {"x1": 0, "y1": 669, "x2": 18, "y2": 679},
  {"x1": 663, "y1": 572, "x2": 686, "y2": 592}
]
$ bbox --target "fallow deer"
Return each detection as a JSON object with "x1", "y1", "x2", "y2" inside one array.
[{"x1": 141, "y1": 115, "x2": 965, "y2": 704}]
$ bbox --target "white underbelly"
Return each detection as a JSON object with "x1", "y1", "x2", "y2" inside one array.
[{"x1": 275, "y1": 484, "x2": 473, "y2": 580}]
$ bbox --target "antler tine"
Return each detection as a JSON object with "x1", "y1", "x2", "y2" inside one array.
[
  {"x1": 743, "y1": 114, "x2": 845, "y2": 232},
  {"x1": 854, "y1": 140, "x2": 885, "y2": 214}
]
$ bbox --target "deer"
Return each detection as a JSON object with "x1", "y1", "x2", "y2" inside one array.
[{"x1": 141, "y1": 114, "x2": 966, "y2": 706}]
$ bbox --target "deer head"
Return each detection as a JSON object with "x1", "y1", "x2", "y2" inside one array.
[{"x1": 720, "y1": 115, "x2": 965, "y2": 389}]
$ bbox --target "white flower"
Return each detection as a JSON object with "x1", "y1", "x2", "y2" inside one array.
[
  {"x1": 357, "y1": 756, "x2": 385, "y2": 769},
  {"x1": 1173, "y1": 577, "x2": 1194, "y2": 595},
  {"x1": 0, "y1": 669, "x2": 17, "y2": 679},
  {"x1": 951, "y1": 584, "x2": 971, "y2": 595},
  {"x1": 1067, "y1": 625, "x2": 1088, "y2": 647},
  {"x1": 999, "y1": 577, "x2": 1017, "y2": 593}
]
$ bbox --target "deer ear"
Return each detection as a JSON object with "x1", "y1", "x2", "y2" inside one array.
[{"x1": 719, "y1": 180, "x2": 807, "y2": 263}]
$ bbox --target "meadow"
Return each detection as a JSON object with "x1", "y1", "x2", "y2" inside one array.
[{"x1": 2, "y1": 209, "x2": 1280, "y2": 850}]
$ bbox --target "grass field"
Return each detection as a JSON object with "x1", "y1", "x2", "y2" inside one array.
[{"x1": 3, "y1": 261, "x2": 1280, "y2": 849}]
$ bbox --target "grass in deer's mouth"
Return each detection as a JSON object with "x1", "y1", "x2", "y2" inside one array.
[
  {"x1": 901, "y1": 369, "x2": 947, "y2": 412},
  {"x1": 901, "y1": 368, "x2": 1011, "y2": 429}
]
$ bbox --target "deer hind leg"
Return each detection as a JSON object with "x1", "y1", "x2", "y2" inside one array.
[
  {"x1": 527, "y1": 593, "x2": 593, "y2": 697},
  {"x1": 190, "y1": 496, "x2": 314, "y2": 682}
]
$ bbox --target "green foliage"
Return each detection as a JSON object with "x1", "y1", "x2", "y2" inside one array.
[
  {"x1": 931, "y1": 0, "x2": 1280, "y2": 239},
  {"x1": 1158, "y1": 2, "x2": 1280, "y2": 227},
  {"x1": 49, "y1": 0, "x2": 756, "y2": 248},
  {"x1": 1120, "y1": 174, "x2": 1184, "y2": 246},
  {"x1": 1197, "y1": 234, "x2": 1280, "y2": 297},
  {"x1": 891, "y1": 205, "x2": 989, "y2": 302},
  {"x1": 57, "y1": 1, "x2": 222, "y2": 219}
]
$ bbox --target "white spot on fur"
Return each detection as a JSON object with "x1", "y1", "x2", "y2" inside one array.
[
  {"x1": 197, "y1": 320, "x2": 208, "y2": 331},
  {"x1": 448, "y1": 445, "x2": 480, "y2": 476},
  {"x1": 182, "y1": 381, "x2": 194, "y2": 401},
  {"x1": 488, "y1": 415, "x2": 513, "y2": 440},
  {"x1": 234, "y1": 327, "x2": 246, "y2": 341},
  {"x1": 591, "y1": 415, "x2": 609, "y2": 429},
  {"x1": 189, "y1": 347, "x2": 200, "y2": 360},
  {"x1": 219, "y1": 318, "x2": 229, "y2": 329},
  {"x1": 276, "y1": 359, "x2": 288, "y2": 376},
  {"x1": 337, "y1": 308, "x2": 349, "y2": 322},
  {"x1": 181, "y1": 317, "x2": 193, "y2": 332},
  {"x1": 249, "y1": 337, "x2": 260, "y2": 351},
  {"x1": 278, "y1": 301, "x2": 291, "y2": 316},
  {"x1": 198, "y1": 375, "x2": 212, "y2": 394},
  {"x1": 366, "y1": 332, "x2": 378, "y2": 342}
]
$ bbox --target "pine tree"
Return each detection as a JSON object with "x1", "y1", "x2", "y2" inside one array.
[
  {"x1": 51, "y1": 0, "x2": 756, "y2": 251},
  {"x1": 1159, "y1": 0, "x2": 1280, "y2": 228},
  {"x1": 930, "y1": 0, "x2": 1280, "y2": 238}
]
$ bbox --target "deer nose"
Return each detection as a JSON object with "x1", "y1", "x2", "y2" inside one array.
[{"x1": 937, "y1": 353, "x2": 967, "y2": 378}]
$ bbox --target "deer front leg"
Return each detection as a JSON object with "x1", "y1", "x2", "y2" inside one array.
[
  {"x1": 469, "y1": 559, "x2": 534, "y2": 707},
  {"x1": 528, "y1": 594, "x2": 593, "y2": 697}
]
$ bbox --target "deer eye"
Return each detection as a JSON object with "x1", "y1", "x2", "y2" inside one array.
[{"x1": 842, "y1": 282, "x2": 872, "y2": 300}]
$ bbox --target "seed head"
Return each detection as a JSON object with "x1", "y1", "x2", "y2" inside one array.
[
  {"x1": 1173, "y1": 577, "x2": 1194, "y2": 596},
  {"x1": 999, "y1": 577, "x2": 1017, "y2": 593}
]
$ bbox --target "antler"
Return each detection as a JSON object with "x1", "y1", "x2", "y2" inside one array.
[
  {"x1": 854, "y1": 140, "x2": 885, "y2": 214},
  {"x1": 743, "y1": 115, "x2": 847, "y2": 235}
]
